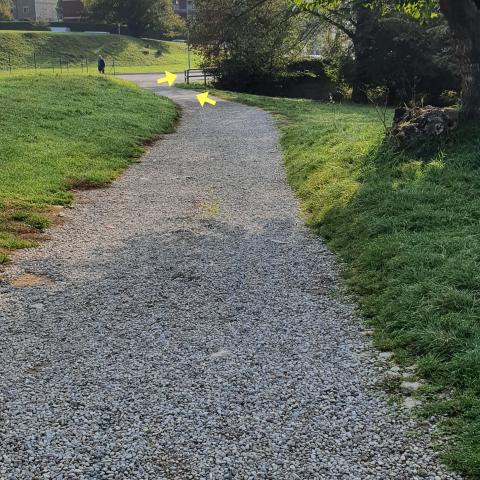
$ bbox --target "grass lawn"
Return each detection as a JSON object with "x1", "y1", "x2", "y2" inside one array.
[
  {"x1": 178, "y1": 84, "x2": 480, "y2": 478},
  {"x1": 0, "y1": 75, "x2": 177, "y2": 264},
  {"x1": 0, "y1": 31, "x2": 199, "y2": 74}
]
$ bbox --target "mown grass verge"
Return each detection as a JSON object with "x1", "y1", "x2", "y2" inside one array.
[
  {"x1": 178, "y1": 83, "x2": 480, "y2": 478},
  {"x1": 0, "y1": 31, "x2": 199, "y2": 74},
  {"x1": 0, "y1": 75, "x2": 177, "y2": 264}
]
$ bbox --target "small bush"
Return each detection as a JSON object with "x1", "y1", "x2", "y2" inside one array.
[{"x1": 342, "y1": 15, "x2": 461, "y2": 106}]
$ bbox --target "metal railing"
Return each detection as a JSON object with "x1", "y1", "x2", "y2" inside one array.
[
  {"x1": 0, "y1": 54, "x2": 121, "y2": 75},
  {"x1": 0, "y1": 56, "x2": 220, "y2": 83},
  {"x1": 185, "y1": 68, "x2": 218, "y2": 85}
]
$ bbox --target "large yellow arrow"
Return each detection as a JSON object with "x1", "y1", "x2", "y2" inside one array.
[
  {"x1": 196, "y1": 91, "x2": 217, "y2": 107},
  {"x1": 157, "y1": 71, "x2": 177, "y2": 87}
]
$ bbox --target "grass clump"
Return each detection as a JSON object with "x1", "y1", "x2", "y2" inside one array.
[
  {"x1": 0, "y1": 74, "x2": 177, "y2": 261},
  {"x1": 10, "y1": 211, "x2": 50, "y2": 230},
  {"x1": 181, "y1": 84, "x2": 480, "y2": 478}
]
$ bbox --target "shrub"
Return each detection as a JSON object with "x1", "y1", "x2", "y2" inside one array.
[
  {"x1": 191, "y1": 0, "x2": 306, "y2": 93},
  {"x1": 342, "y1": 14, "x2": 460, "y2": 107}
]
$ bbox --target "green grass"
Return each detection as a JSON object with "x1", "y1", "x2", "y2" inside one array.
[
  {"x1": 0, "y1": 31, "x2": 198, "y2": 74},
  {"x1": 0, "y1": 74, "x2": 177, "y2": 262},
  {"x1": 178, "y1": 84, "x2": 480, "y2": 478}
]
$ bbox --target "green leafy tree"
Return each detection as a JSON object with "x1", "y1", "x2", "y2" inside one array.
[
  {"x1": 0, "y1": 0, "x2": 12, "y2": 20},
  {"x1": 365, "y1": 15, "x2": 459, "y2": 105},
  {"x1": 190, "y1": 0, "x2": 305, "y2": 91},
  {"x1": 382, "y1": 0, "x2": 480, "y2": 117},
  {"x1": 85, "y1": 0, "x2": 181, "y2": 36},
  {"x1": 295, "y1": 0, "x2": 480, "y2": 118},
  {"x1": 291, "y1": 0, "x2": 382, "y2": 102}
]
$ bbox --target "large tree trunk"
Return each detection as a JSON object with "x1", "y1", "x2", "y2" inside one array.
[{"x1": 439, "y1": 0, "x2": 480, "y2": 119}]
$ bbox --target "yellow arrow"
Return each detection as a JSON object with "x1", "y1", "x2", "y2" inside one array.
[
  {"x1": 196, "y1": 91, "x2": 217, "y2": 107},
  {"x1": 157, "y1": 71, "x2": 177, "y2": 87}
]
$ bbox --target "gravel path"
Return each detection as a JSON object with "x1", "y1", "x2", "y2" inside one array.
[{"x1": 0, "y1": 79, "x2": 460, "y2": 479}]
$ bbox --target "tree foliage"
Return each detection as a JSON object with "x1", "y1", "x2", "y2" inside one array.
[
  {"x1": 292, "y1": 0, "x2": 437, "y2": 19},
  {"x1": 85, "y1": 0, "x2": 183, "y2": 36},
  {"x1": 386, "y1": 0, "x2": 480, "y2": 118},
  {"x1": 295, "y1": 0, "x2": 480, "y2": 118},
  {"x1": 291, "y1": 0, "x2": 361, "y2": 38},
  {"x1": 190, "y1": 0, "x2": 306, "y2": 91},
  {"x1": 0, "y1": 0, "x2": 12, "y2": 20},
  {"x1": 348, "y1": 14, "x2": 459, "y2": 105},
  {"x1": 292, "y1": 1, "x2": 384, "y2": 101}
]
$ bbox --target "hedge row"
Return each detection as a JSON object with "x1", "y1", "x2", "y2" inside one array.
[{"x1": 0, "y1": 21, "x2": 185, "y2": 40}]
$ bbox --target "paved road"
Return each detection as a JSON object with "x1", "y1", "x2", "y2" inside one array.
[{"x1": 0, "y1": 78, "x2": 459, "y2": 479}]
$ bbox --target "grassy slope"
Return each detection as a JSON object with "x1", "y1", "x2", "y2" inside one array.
[
  {"x1": 0, "y1": 75, "x2": 177, "y2": 263},
  {"x1": 0, "y1": 31, "x2": 198, "y2": 73},
  {"x1": 180, "y1": 85, "x2": 480, "y2": 478}
]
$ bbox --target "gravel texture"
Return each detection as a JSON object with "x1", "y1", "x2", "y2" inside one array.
[{"x1": 0, "y1": 78, "x2": 461, "y2": 479}]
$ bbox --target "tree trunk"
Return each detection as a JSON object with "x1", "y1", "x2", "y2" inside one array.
[
  {"x1": 439, "y1": 0, "x2": 480, "y2": 119},
  {"x1": 351, "y1": 6, "x2": 378, "y2": 103}
]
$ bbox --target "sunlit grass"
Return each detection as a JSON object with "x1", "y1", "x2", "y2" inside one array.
[
  {"x1": 0, "y1": 32, "x2": 199, "y2": 75},
  {"x1": 178, "y1": 83, "x2": 480, "y2": 478},
  {"x1": 0, "y1": 74, "x2": 177, "y2": 262}
]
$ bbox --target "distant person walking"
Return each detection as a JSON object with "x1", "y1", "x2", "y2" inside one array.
[{"x1": 98, "y1": 55, "x2": 106, "y2": 74}]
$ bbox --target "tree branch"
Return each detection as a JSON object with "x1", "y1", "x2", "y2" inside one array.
[{"x1": 300, "y1": 6, "x2": 355, "y2": 38}]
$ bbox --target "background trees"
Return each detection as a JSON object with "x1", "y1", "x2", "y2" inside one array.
[
  {"x1": 344, "y1": 13, "x2": 459, "y2": 106},
  {"x1": 85, "y1": 0, "x2": 183, "y2": 37},
  {"x1": 191, "y1": 0, "x2": 459, "y2": 108},
  {"x1": 0, "y1": 0, "x2": 12, "y2": 20},
  {"x1": 82, "y1": 0, "x2": 480, "y2": 119},
  {"x1": 293, "y1": 0, "x2": 379, "y2": 102},
  {"x1": 190, "y1": 0, "x2": 306, "y2": 91},
  {"x1": 294, "y1": 0, "x2": 480, "y2": 118}
]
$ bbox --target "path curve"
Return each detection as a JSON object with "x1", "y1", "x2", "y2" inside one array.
[{"x1": 0, "y1": 76, "x2": 459, "y2": 479}]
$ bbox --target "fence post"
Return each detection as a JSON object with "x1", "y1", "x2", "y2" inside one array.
[
  {"x1": 204, "y1": 70, "x2": 207, "y2": 86},
  {"x1": 8, "y1": 54, "x2": 11, "y2": 73},
  {"x1": 60, "y1": 57, "x2": 62, "y2": 73},
  {"x1": 33, "y1": 51, "x2": 37, "y2": 71},
  {"x1": 86, "y1": 57, "x2": 88, "y2": 73},
  {"x1": 113, "y1": 57, "x2": 116, "y2": 76}
]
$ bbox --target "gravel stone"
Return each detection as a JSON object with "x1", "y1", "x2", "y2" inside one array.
[
  {"x1": 0, "y1": 76, "x2": 461, "y2": 479},
  {"x1": 404, "y1": 398, "x2": 423, "y2": 410},
  {"x1": 401, "y1": 382, "x2": 423, "y2": 393},
  {"x1": 379, "y1": 352, "x2": 394, "y2": 361}
]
